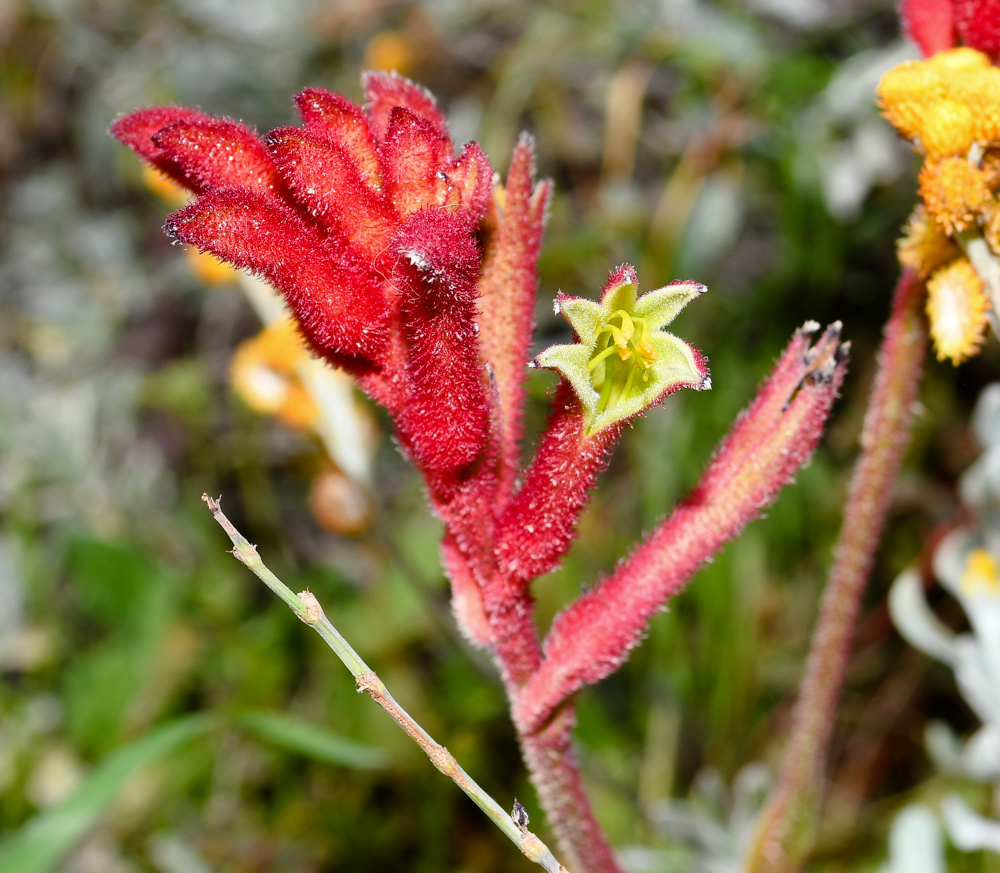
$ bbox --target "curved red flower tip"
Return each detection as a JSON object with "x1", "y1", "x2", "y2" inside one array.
[
  {"x1": 266, "y1": 126, "x2": 396, "y2": 260},
  {"x1": 900, "y1": 0, "x2": 956, "y2": 55},
  {"x1": 110, "y1": 106, "x2": 215, "y2": 191},
  {"x1": 294, "y1": 87, "x2": 382, "y2": 183},
  {"x1": 394, "y1": 209, "x2": 490, "y2": 474},
  {"x1": 152, "y1": 118, "x2": 281, "y2": 194},
  {"x1": 363, "y1": 70, "x2": 449, "y2": 143},
  {"x1": 955, "y1": 0, "x2": 1000, "y2": 57},
  {"x1": 441, "y1": 140, "x2": 493, "y2": 226},
  {"x1": 165, "y1": 189, "x2": 390, "y2": 370}
]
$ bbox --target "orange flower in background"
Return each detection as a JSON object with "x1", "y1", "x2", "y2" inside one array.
[
  {"x1": 879, "y1": 46, "x2": 1000, "y2": 364},
  {"x1": 897, "y1": 205, "x2": 961, "y2": 276},
  {"x1": 363, "y1": 30, "x2": 417, "y2": 76},
  {"x1": 918, "y1": 157, "x2": 993, "y2": 234},
  {"x1": 230, "y1": 316, "x2": 319, "y2": 430},
  {"x1": 878, "y1": 48, "x2": 996, "y2": 157}
]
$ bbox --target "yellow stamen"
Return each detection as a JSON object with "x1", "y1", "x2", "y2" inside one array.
[{"x1": 590, "y1": 312, "x2": 659, "y2": 411}]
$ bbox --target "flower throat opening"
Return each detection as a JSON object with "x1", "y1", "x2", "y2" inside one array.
[{"x1": 587, "y1": 310, "x2": 658, "y2": 413}]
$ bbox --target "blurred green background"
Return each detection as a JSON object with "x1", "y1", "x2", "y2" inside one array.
[{"x1": 0, "y1": 0, "x2": 997, "y2": 871}]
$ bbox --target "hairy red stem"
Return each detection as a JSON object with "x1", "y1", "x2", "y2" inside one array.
[
  {"x1": 746, "y1": 271, "x2": 927, "y2": 873},
  {"x1": 519, "y1": 705, "x2": 626, "y2": 873}
]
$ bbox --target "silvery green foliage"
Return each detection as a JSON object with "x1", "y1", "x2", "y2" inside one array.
[
  {"x1": 888, "y1": 382, "x2": 1000, "y2": 859},
  {"x1": 618, "y1": 765, "x2": 771, "y2": 873}
]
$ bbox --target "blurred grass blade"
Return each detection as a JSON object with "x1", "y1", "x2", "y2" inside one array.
[
  {"x1": 234, "y1": 710, "x2": 389, "y2": 769},
  {"x1": 0, "y1": 715, "x2": 212, "y2": 873}
]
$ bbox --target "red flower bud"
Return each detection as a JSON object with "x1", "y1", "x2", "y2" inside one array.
[{"x1": 478, "y1": 135, "x2": 552, "y2": 507}]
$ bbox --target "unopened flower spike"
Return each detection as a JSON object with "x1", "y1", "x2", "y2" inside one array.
[{"x1": 535, "y1": 266, "x2": 709, "y2": 435}]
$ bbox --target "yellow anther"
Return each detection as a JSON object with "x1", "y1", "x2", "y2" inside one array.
[
  {"x1": 636, "y1": 330, "x2": 657, "y2": 366},
  {"x1": 878, "y1": 49, "x2": 996, "y2": 157}
]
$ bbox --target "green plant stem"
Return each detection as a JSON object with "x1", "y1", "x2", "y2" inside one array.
[
  {"x1": 202, "y1": 493, "x2": 570, "y2": 873},
  {"x1": 744, "y1": 271, "x2": 927, "y2": 873}
]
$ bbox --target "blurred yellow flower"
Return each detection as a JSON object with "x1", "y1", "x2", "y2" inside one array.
[
  {"x1": 141, "y1": 164, "x2": 188, "y2": 206},
  {"x1": 230, "y1": 316, "x2": 320, "y2": 430},
  {"x1": 185, "y1": 247, "x2": 240, "y2": 287},
  {"x1": 363, "y1": 30, "x2": 416, "y2": 75},
  {"x1": 897, "y1": 206, "x2": 960, "y2": 278},
  {"x1": 926, "y1": 258, "x2": 991, "y2": 364},
  {"x1": 878, "y1": 48, "x2": 1000, "y2": 158}
]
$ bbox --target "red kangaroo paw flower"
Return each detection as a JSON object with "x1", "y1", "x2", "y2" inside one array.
[
  {"x1": 900, "y1": 0, "x2": 956, "y2": 55},
  {"x1": 266, "y1": 127, "x2": 396, "y2": 260},
  {"x1": 110, "y1": 106, "x2": 216, "y2": 191},
  {"x1": 477, "y1": 134, "x2": 551, "y2": 506},
  {"x1": 363, "y1": 70, "x2": 449, "y2": 143},
  {"x1": 516, "y1": 323, "x2": 848, "y2": 735},
  {"x1": 165, "y1": 190, "x2": 390, "y2": 370},
  {"x1": 395, "y1": 209, "x2": 490, "y2": 474},
  {"x1": 115, "y1": 73, "x2": 494, "y2": 429},
  {"x1": 294, "y1": 87, "x2": 382, "y2": 184},
  {"x1": 152, "y1": 118, "x2": 282, "y2": 194},
  {"x1": 955, "y1": 0, "x2": 1000, "y2": 57}
]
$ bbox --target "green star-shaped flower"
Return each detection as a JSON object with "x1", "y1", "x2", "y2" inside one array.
[{"x1": 534, "y1": 265, "x2": 710, "y2": 434}]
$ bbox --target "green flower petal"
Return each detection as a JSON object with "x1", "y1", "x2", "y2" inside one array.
[
  {"x1": 555, "y1": 296, "x2": 603, "y2": 344},
  {"x1": 536, "y1": 269, "x2": 708, "y2": 434},
  {"x1": 633, "y1": 281, "x2": 706, "y2": 331}
]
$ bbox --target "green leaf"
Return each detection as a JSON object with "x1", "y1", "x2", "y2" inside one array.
[
  {"x1": 0, "y1": 715, "x2": 211, "y2": 873},
  {"x1": 234, "y1": 710, "x2": 389, "y2": 770}
]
